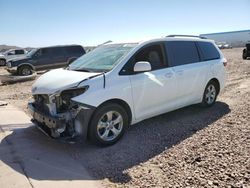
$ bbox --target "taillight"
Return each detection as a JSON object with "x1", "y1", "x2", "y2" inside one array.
[{"x1": 222, "y1": 58, "x2": 227, "y2": 67}]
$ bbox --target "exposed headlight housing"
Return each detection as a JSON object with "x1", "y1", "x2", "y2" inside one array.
[{"x1": 56, "y1": 86, "x2": 89, "y2": 113}]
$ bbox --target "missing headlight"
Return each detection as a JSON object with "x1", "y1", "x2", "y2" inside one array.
[{"x1": 56, "y1": 86, "x2": 89, "y2": 113}]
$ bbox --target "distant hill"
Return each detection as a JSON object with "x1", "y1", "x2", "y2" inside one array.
[
  {"x1": 0, "y1": 45, "x2": 20, "y2": 52},
  {"x1": 0, "y1": 45, "x2": 34, "y2": 53}
]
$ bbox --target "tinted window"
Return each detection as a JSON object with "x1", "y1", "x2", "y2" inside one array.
[
  {"x1": 15, "y1": 50, "x2": 25, "y2": 54},
  {"x1": 34, "y1": 48, "x2": 51, "y2": 58},
  {"x1": 49, "y1": 47, "x2": 65, "y2": 56},
  {"x1": 65, "y1": 46, "x2": 85, "y2": 55},
  {"x1": 120, "y1": 44, "x2": 166, "y2": 75},
  {"x1": 134, "y1": 44, "x2": 165, "y2": 70},
  {"x1": 165, "y1": 41, "x2": 199, "y2": 67},
  {"x1": 197, "y1": 42, "x2": 220, "y2": 61}
]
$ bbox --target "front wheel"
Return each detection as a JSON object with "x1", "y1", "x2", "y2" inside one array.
[
  {"x1": 0, "y1": 59, "x2": 6, "y2": 66},
  {"x1": 201, "y1": 81, "x2": 218, "y2": 107},
  {"x1": 243, "y1": 52, "x2": 247, "y2": 60},
  {"x1": 89, "y1": 103, "x2": 128, "y2": 146},
  {"x1": 18, "y1": 65, "x2": 32, "y2": 76}
]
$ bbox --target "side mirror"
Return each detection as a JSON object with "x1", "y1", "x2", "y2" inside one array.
[{"x1": 134, "y1": 61, "x2": 151, "y2": 73}]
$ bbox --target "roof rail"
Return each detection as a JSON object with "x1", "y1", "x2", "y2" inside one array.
[{"x1": 166, "y1": 35, "x2": 207, "y2": 39}]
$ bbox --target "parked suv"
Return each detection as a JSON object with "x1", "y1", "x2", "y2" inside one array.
[
  {"x1": 242, "y1": 43, "x2": 250, "y2": 59},
  {"x1": 28, "y1": 36, "x2": 226, "y2": 146},
  {"x1": 0, "y1": 49, "x2": 27, "y2": 66},
  {"x1": 6, "y1": 45, "x2": 85, "y2": 75}
]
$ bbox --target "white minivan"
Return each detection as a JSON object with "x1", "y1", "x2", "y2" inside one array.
[{"x1": 28, "y1": 36, "x2": 226, "y2": 146}]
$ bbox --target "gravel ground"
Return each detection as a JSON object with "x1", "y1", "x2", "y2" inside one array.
[{"x1": 0, "y1": 48, "x2": 249, "y2": 187}]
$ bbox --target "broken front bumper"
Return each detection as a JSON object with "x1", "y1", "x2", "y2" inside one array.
[
  {"x1": 28, "y1": 102, "x2": 95, "y2": 142},
  {"x1": 28, "y1": 102, "x2": 67, "y2": 138}
]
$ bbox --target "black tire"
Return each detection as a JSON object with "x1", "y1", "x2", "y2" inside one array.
[
  {"x1": 0, "y1": 59, "x2": 6, "y2": 66},
  {"x1": 18, "y1": 65, "x2": 32, "y2": 76},
  {"x1": 89, "y1": 103, "x2": 129, "y2": 146},
  {"x1": 243, "y1": 49, "x2": 247, "y2": 60},
  {"x1": 243, "y1": 52, "x2": 247, "y2": 60},
  {"x1": 201, "y1": 80, "x2": 219, "y2": 107}
]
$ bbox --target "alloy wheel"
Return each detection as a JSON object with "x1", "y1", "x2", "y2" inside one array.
[
  {"x1": 205, "y1": 84, "x2": 216, "y2": 105},
  {"x1": 97, "y1": 111, "x2": 123, "y2": 141}
]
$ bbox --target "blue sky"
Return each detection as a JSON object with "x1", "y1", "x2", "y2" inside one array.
[{"x1": 0, "y1": 0, "x2": 250, "y2": 47}]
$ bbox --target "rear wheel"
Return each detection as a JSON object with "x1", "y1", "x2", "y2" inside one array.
[
  {"x1": 243, "y1": 49, "x2": 247, "y2": 60},
  {"x1": 201, "y1": 81, "x2": 218, "y2": 107},
  {"x1": 0, "y1": 59, "x2": 6, "y2": 66},
  {"x1": 243, "y1": 52, "x2": 247, "y2": 60},
  {"x1": 18, "y1": 65, "x2": 32, "y2": 76},
  {"x1": 89, "y1": 103, "x2": 128, "y2": 146}
]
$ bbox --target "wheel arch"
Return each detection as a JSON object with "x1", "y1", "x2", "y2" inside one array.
[
  {"x1": 95, "y1": 98, "x2": 132, "y2": 125},
  {"x1": 17, "y1": 63, "x2": 35, "y2": 70},
  {"x1": 208, "y1": 78, "x2": 220, "y2": 94}
]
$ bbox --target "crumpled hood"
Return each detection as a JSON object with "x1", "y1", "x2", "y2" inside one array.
[{"x1": 32, "y1": 68, "x2": 100, "y2": 94}]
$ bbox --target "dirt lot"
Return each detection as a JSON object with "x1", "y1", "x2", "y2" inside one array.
[{"x1": 0, "y1": 48, "x2": 250, "y2": 187}]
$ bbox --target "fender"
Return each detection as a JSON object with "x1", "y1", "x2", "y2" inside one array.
[{"x1": 17, "y1": 63, "x2": 35, "y2": 70}]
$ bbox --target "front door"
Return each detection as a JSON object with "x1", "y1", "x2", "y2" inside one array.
[
  {"x1": 128, "y1": 43, "x2": 178, "y2": 121},
  {"x1": 32, "y1": 48, "x2": 53, "y2": 70}
]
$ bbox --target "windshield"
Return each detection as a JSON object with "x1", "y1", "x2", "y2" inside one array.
[
  {"x1": 27, "y1": 49, "x2": 38, "y2": 57},
  {"x1": 3, "y1": 49, "x2": 13, "y2": 55},
  {"x1": 68, "y1": 43, "x2": 137, "y2": 72}
]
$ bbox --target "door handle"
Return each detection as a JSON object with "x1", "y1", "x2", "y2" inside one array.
[{"x1": 164, "y1": 72, "x2": 173, "y2": 78}]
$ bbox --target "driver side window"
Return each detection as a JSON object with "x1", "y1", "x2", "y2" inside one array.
[
  {"x1": 34, "y1": 48, "x2": 50, "y2": 58},
  {"x1": 120, "y1": 43, "x2": 167, "y2": 75}
]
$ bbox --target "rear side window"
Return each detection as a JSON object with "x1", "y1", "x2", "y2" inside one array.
[
  {"x1": 65, "y1": 46, "x2": 85, "y2": 55},
  {"x1": 197, "y1": 42, "x2": 220, "y2": 61},
  {"x1": 49, "y1": 47, "x2": 65, "y2": 57},
  {"x1": 165, "y1": 41, "x2": 199, "y2": 67}
]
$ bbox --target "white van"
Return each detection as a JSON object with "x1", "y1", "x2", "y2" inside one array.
[{"x1": 28, "y1": 36, "x2": 226, "y2": 146}]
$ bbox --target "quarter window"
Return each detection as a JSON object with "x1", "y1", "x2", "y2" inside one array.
[
  {"x1": 197, "y1": 42, "x2": 220, "y2": 61},
  {"x1": 165, "y1": 41, "x2": 200, "y2": 67}
]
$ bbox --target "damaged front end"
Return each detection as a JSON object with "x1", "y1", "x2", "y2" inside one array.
[{"x1": 28, "y1": 86, "x2": 95, "y2": 142}]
